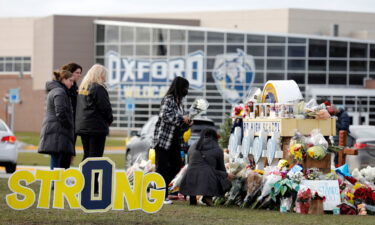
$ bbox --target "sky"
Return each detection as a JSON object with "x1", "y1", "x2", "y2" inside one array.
[{"x1": 1, "y1": 0, "x2": 375, "y2": 17}]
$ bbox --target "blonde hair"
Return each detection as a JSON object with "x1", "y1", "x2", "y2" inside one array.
[{"x1": 79, "y1": 64, "x2": 108, "y2": 91}]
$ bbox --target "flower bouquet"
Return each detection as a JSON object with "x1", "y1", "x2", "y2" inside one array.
[
  {"x1": 296, "y1": 187, "x2": 312, "y2": 214},
  {"x1": 289, "y1": 132, "x2": 307, "y2": 161},
  {"x1": 251, "y1": 174, "x2": 282, "y2": 209},
  {"x1": 232, "y1": 104, "x2": 245, "y2": 118},
  {"x1": 309, "y1": 190, "x2": 326, "y2": 214},
  {"x1": 269, "y1": 178, "x2": 300, "y2": 212},
  {"x1": 306, "y1": 168, "x2": 323, "y2": 180},
  {"x1": 188, "y1": 97, "x2": 209, "y2": 120},
  {"x1": 168, "y1": 164, "x2": 188, "y2": 194},
  {"x1": 241, "y1": 170, "x2": 263, "y2": 208}
]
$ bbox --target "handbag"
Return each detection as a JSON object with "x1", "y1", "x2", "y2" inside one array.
[{"x1": 199, "y1": 150, "x2": 232, "y2": 194}]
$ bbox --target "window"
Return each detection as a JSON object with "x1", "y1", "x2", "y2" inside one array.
[
  {"x1": 350, "y1": 43, "x2": 367, "y2": 58},
  {"x1": 349, "y1": 74, "x2": 366, "y2": 85},
  {"x1": 152, "y1": 29, "x2": 168, "y2": 43},
  {"x1": 120, "y1": 45, "x2": 134, "y2": 56},
  {"x1": 309, "y1": 39, "x2": 327, "y2": 57},
  {"x1": 96, "y1": 25, "x2": 105, "y2": 43},
  {"x1": 170, "y1": 45, "x2": 185, "y2": 56},
  {"x1": 170, "y1": 30, "x2": 186, "y2": 43},
  {"x1": 329, "y1": 74, "x2": 347, "y2": 85},
  {"x1": 267, "y1": 73, "x2": 285, "y2": 80},
  {"x1": 288, "y1": 60, "x2": 305, "y2": 71},
  {"x1": 136, "y1": 27, "x2": 151, "y2": 43},
  {"x1": 267, "y1": 46, "x2": 285, "y2": 57},
  {"x1": 106, "y1": 26, "x2": 119, "y2": 43},
  {"x1": 267, "y1": 59, "x2": 284, "y2": 70},
  {"x1": 288, "y1": 37, "x2": 306, "y2": 44},
  {"x1": 152, "y1": 44, "x2": 167, "y2": 56},
  {"x1": 227, "y1": 33, "x2": 244, "y2": 43},
  {"x1": 226, "y1": 45, "x2": 244, "y2": 53},
  {"x1": 96, "y1": 45, "x2": 104, "y2": 56},
  {"x1": 0, "y1": 56, "x2": 31, "y2": 73},
  {"x1": 267, "y1": 36, "x2": 285, "y2": 43},
  {"x1": 350, "y1": 61, "x2": 367, "y2": 72},
  {"x1": 288, "y1": 46, "x2": 305, "y2": 57},
  {"x1": 120, "y1": 26, "x2": 134, "y2": 43},
  {"x1": 329, "y1": 60, "x2": 347, "y2": 72},
  {"x1": 188, "y1": 45, "x2": 204, "y2": 53},
  {"x1": 287, "y1": 73, "x2": 305, "y2": 84},
  {"x1": 254, "y1": 59, "x2": 264, "y2": 70},
  {"x1": 207, "y1": 45, "x2": 224, "y2": 56},
  {"x1": 247, "y1": 35, "x2": 265, "y2": 43},
  {"x1": 308, "y1": 73, "x2": 326, "y2": 84},
  {"x1": 188, "y1": 31, "x2": 204, "y2": 43},
  {"x1": 330, "y1": 41, "x2": 347, "y2": 58},
  {"x1": 309, "y1": 60, "x2": 326, "y2": 71},
  {"x1": 370, "y1": 45, "x2": 375, "y2": 58},
  {"x1": 254, "y1": 72, "x2": 265, "y2": 83},
  {"x1": 207, "y1": 32, "x2": 224, "y2": 43},
  {"x1": 247, "y1": 46, "x2": 264, "y2": 56},
  {"x1": 135, "y1": 45, "x2": 150, "y2": 56}
]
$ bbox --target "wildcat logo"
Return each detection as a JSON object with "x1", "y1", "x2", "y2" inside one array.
[{"x1": 213, "y1": 49, "x2": 255, "y2": 103}]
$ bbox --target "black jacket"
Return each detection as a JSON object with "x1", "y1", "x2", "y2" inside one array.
[
  {"x1": 75, "y1": 83, "x2": 113, "y2": 135},
  {"x1": 68, "y1": 82, "x2": 78, "y2": 122},
  {"x1": 38, "y1": 81, "x2": 75, "y2": 155},
  {"x1": 180, "y1": 139, "x2": 227, "y2": 197}
]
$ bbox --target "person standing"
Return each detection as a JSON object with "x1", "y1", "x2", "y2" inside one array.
[
  {"x1": 38, "y1": 70, "x2": 75, "y2": 169},
  {"x1": 75, "y1": 64, "x2": 113, "y2": 160},
  {"x1": 180, "y1": 128, "x2": 234, "y2": 206},
  {"x1": 60, "y1": 62, "x2": 82, "y2": 127},
  {"x1": 153, "y1": 76, "x2": 192, "y2": 204},
  {"x1": 60, "y1": 62, "x2": 82, "y2": 165}
]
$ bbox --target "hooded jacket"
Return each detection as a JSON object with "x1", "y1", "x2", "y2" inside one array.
[
  {"x1": 75, "y1": 83, "x2": 113, "y2": 135},
  {"x1": 180, "y1": 138, "x2": 228, "y2": 197},
  {"x1": 38, "y1": 81, "x2": 75, "y2": 155}
]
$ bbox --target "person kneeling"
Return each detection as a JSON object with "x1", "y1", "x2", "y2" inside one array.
[{"x1": 180, "y1": 128, "x2": 234, "y2": 206}]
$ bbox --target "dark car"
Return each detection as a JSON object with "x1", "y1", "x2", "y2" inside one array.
[{"x1": 125, "y1": 116, "x2": 216, "y2": 169}]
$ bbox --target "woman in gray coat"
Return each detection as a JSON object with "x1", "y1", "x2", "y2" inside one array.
[
  {"x1": 180, "y1": 128, "x2": 234, "y2": 206},
  {"x1": 38, "y1": 70, "x2": 75, "y2": 169}
]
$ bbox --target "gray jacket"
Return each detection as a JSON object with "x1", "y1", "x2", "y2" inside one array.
[
  {"x1": 180, "y1": 139, "x2": 227, "y2": 196},
  {"x1": 38, "y1": 81, "x2": 75, "y2": 155}
]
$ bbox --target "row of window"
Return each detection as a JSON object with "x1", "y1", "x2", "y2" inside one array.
[
  {"x1": 96, "y1": 43, "x2": 375, "y2": 58},
  {"x1": 0, "y1": 57, "x2": 31, "y2": 73},
  {"x1": 96, "y1": 57, "x2": 375, "y2": 73},
  {"x1": 97, "y1": 25, "x2": 308, "y2": 44}
]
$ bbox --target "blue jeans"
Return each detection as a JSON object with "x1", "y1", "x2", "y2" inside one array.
[{"x1": 50, "y1": 154, "x2": 59, "y2": 170}]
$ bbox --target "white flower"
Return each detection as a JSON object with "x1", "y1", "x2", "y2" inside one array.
[{"x1": 189, "y1": 98, "x2": 209, "y2": 119}]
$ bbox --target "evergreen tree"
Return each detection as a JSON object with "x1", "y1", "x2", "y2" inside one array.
[{"x1": 219, "y1": 117, "x2": 233, "y2": 149}]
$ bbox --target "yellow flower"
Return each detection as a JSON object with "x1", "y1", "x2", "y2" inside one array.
[
  {"x1": 254, "y1": 169, "x2": 264, "y2": 175},
  {"x1": 353, "y1": 183, "x2": 362, "y2": 190}
]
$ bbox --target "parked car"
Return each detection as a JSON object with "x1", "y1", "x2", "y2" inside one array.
[
  {"x1": 346, "y1": 125, "x2": 375, "y2": 170},
  {"x1": 125, "y1": 116, "x2": 216, "y2": 169},
  {"x1": 0, "y1": 119, "x2": 17, "y2": 173}
]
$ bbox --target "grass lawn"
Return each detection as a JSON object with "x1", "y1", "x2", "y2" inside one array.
[
  {"x1": 0, "y1": 179, "x2": 374, "y2": 225},
  {"x1": 15, "y1": 132, "x2": 126, "y2": 147},
  {"x1": 18, "y1": 152, "x2": 125, "y2": 169}
]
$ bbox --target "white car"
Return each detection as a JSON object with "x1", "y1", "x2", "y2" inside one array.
[
  {"x1": 0, "y1": 119, "x2": 17, "y2": 173},
  {"x1": 346, "y1": 125, "x2": 375, "y2": 170}
]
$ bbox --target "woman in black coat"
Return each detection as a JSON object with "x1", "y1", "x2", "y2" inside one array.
[
  {"x1": 180, "y1": 128, "x2": 234, "y2": 206},
  {"x1": 75, "y1": 64, "x2": 113, "y2": 160},
  {"x1": 38, "y1": 70, "x2": 75, "y2": 169}
]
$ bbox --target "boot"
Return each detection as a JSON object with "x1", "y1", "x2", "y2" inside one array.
[
  {"x1": 202, "y1": 196, "x2": 213, "y2": 207},
  {"x1": 190, "y1": 196, "x2": 197, "y2": 205}
]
